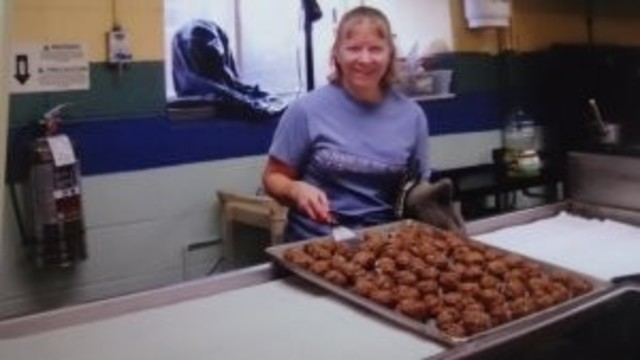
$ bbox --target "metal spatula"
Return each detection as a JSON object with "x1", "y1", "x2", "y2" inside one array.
[{"x1": 330, "y1": 218, "x2": 359, "y2": 242}]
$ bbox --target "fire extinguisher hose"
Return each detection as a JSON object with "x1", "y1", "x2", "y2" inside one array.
[{"x1": 9, "y1": 182, "x2": 31, "y2": 246}]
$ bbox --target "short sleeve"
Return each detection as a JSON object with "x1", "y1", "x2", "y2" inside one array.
[
  {"x1": 268, "y1": 101, "x2": 311, "y2": 172},
  {"x1": 414, "y1": 108, "x2": 431, "y2": 180}
]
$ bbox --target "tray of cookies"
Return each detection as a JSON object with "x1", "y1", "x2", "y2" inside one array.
[{"x1": 266, "y1": 220, "x2": 610, "y2": 345}]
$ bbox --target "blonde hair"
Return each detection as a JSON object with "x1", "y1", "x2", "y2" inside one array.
[{"x1": 328, "y1": 6, "x2": 397, "y2": 90}]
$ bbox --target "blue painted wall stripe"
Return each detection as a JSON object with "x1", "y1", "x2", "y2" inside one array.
[
  {"x1": 421, "y1": 92, "x2": 503, "y2": 135},
  {"x1": 6, "y1": 92, "x2": 503, "y2": 181}
]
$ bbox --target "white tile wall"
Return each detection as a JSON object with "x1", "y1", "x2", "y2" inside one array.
[{"x1": 0, "y1": 155, "x2": 267, "y2": 318}]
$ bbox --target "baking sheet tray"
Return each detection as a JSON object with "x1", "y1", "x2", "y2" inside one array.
[{"x1": 266, "y1": 219, "x2": 611, "y2": 346}]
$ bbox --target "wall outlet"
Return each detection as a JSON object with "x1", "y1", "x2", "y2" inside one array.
[{"x1": 107, "y1": 27, "x2": 133, "y2": 65}]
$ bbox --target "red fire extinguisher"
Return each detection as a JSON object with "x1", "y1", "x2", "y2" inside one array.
[{"x1": 22, "y1": 104, "x2": 87, "y2": 268}]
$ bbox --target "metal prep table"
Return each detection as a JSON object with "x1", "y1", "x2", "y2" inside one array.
[{"x1": 0, "y1": 152, "x2": 639, "y2": 360}]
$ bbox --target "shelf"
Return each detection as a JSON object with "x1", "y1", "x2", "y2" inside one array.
[
  {"x1": 411, "y1": 93, "x2": 456, "y2": 102},
  {"x1": 433, "y1": 163, "x2": 562, "y2": 220}
]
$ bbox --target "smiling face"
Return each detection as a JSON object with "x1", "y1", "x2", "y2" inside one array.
[{"x1": 331, "y1": 8, "x2": 395, "y2": 102}]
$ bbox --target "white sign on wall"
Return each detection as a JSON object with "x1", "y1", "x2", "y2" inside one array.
[{"x1": 10, "y1": 43, "x2": 90, "y2": 93}]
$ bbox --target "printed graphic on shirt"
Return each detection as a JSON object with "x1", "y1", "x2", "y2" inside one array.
[{"x1": 311, "y1": 148, "x2": 405, "y2": 176}]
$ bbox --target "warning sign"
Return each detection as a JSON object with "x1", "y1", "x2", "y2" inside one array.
[{"x1": 10, "y1": 43, "x2": 90, "y2": 93}]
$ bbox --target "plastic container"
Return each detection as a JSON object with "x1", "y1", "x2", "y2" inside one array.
[
  {"x1": 503, "y1": 108, "x2": 541, "y2": 177},
  {"x1": 504, "y1": 108, "x2": 536, "y2": 150}
]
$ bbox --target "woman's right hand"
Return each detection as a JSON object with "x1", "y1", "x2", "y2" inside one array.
[
  {"x1": 289, "y1": 181, "x2": 332, "y2": 224},
  {"x1": 262, "y1": 156, "x2": 333, "y2": 224}
]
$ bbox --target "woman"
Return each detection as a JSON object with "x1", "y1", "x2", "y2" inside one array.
[{"x1": 263, "y1": 5, "x2": 430, "y2": 241}]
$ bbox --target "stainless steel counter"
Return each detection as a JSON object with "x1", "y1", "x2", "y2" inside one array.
[
  {"x1": 0, "y1": 267, "x2": 445, "y2": 360},
  {"x1": 0, "y1": 152, "x2": 638, "y2": 359},
  {"x1": 1, "y1": 201, "x2": 635, "y2": 360}
]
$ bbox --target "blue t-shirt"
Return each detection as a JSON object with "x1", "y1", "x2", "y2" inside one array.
[{"x1": 269, "y1": 84, "x2": 430, "y2": 241}]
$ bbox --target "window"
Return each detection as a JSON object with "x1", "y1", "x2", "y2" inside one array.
[
  {"x1": 164, "y1": 0, "x2": 305, "y2": 101},
  {"x1": 163, "y1": 1, "x2": 453, "y2": 103}
]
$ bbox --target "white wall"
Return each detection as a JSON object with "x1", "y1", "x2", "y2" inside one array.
[
  {"x1": 365, "y1": 0, "x2": 453, "y2": 56},
  {"x1": 432, "y1": 130, "x2": 501, "y2": 170}
]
